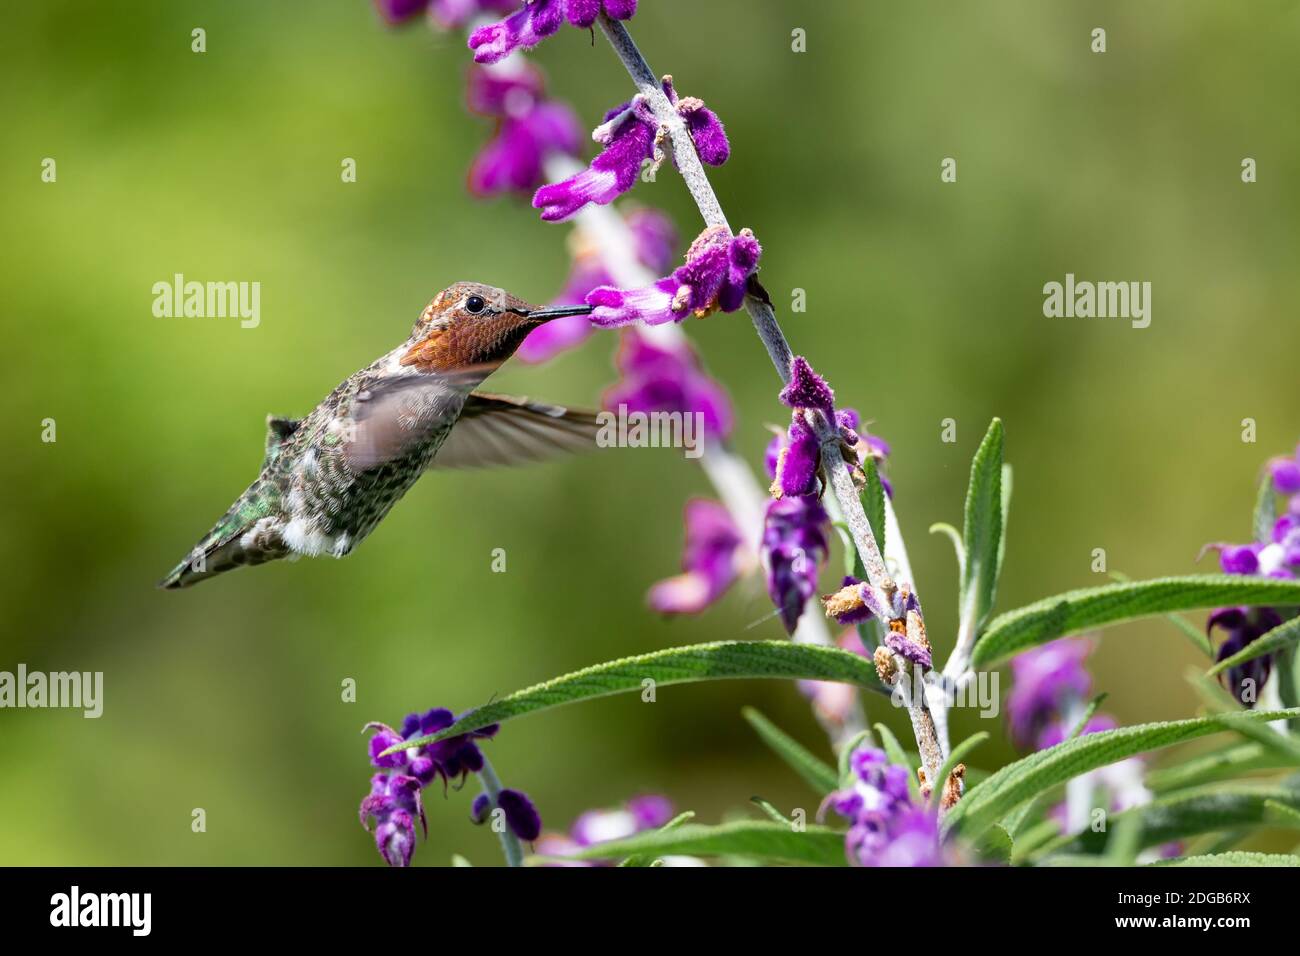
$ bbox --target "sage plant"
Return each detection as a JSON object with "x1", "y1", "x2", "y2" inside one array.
[{"x1": 361, "y1": 1, "x2": 1300, "y2": 868}]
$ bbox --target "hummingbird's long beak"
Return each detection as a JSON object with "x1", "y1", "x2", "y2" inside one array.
[{"x1": 523, "y1": 304, "x2": 594, "y2": 323}]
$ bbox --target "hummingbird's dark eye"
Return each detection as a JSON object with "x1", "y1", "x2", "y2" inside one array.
[{"x1": 465, "y1": 295, "x2": 486, "y2": 315}]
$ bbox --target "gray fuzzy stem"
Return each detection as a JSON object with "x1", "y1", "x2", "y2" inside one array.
[{"x1": 476, "y1": 757, "x2": 524, "y2": 868}]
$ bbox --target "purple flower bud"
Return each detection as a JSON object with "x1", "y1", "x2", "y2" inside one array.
[
  {"x1": 366, "y1": 724, "x2": 409, "y2": 769},
  {"x1": 677, "y1": 95, "x2": 730, "y2": 166},
  {"x1": 470, "y1": 792, "x2": 492, "y2": 824},
  {"x1": 1271, "y1": 448, "x2": 1300, "y2": 494},
  {"x1": 770, "y1": 413, "x2": 821, "y2": 499},
  {"x1": 1005, "y1": 638, "x2": 1093, "y2": 751},
  {"x1": 884, "y1": 626, "x2": 932, "y2": 669},
  {"x1": 779, "y1": 356, "x2": 835, "y2": 415},
  {"x1": 374, "y1": 811, "x2": 416, "y2": 867},
  {"x1": 762, "y1": 496, "x2": 829, "y2": 633},
  {"x1": 648, "y1": 499, "x2": 744, "y2": 614},
  {"x1": 627, "y1": 794, "x2": 674, "y2": 829},
  {"x1": 1219, "y1": 544, "x2": 1260, "y2": 576},
  {"x1": 497, "y1": 788, "x2": 543, "y2": 841}
]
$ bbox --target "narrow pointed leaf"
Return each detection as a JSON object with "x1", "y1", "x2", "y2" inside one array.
[
  {"x1": 971, "y1": 576, "x2": 1300, "y2": 668},
  {"x1": 385, "y1": 641, "x2": 885, "y2": 755},
  {"x1": 1254, "y1": 472, "x2": 1278, "y2": 544},
  {"x1": 943, "y1": 708, "x2": 1300, "y2": 838},
  {"x1": 742, "y1": 707, "x2": 838, "y2": 794},
  {"x1": 548, "y1": 820, "x2": 849, "y2": 867},
  {"x1": 960, "y1": 418, "x2": 1005, "y2": 634},
  {"x1": 1034, "y1": 782, "x2": 1300, "y2": 859},
  {"x1": 1150, "y1": 851, "x2": 1300, "y2": 867},
  {"x1": 1208, "y1": 616, "x2": 1300, "y2": 678},
  {"x1": 1147, "y1": 741, "x2": 1287, "y2": 792},
  {"x1": 862, "y1": 457, "x2": 887, "y2": 558}
]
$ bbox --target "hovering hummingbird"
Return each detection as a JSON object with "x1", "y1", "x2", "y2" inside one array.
[{"x1": 160, "y1": 282, "x2": 598, "y2": 589}]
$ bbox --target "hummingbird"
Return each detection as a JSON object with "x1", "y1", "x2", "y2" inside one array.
[{"x1": 160, "y1": 282, "x2": 598, "y2": 589}]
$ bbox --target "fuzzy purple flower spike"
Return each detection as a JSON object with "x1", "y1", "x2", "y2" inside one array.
[{"x1": 362, "y1": 706, "x2": 538, "y2": 866}]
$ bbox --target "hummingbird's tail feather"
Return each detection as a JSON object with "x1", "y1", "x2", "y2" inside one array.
[{"x1": 159, "y1": 504, "x2": 288, "y2": 589}]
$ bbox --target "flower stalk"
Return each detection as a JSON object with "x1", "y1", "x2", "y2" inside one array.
[
  {"x1": 477, "y1": 756, "x2": 525, "y2": 867},
  {"x1": 594, "y1": 12, "x2": 943, "y2": 784}
]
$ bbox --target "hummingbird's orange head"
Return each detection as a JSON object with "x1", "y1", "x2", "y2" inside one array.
[{"x1": 400, "y1": 281, "x2": 592, "y2": 375}]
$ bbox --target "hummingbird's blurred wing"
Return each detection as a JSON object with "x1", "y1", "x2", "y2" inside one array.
[
  {"x1": 342, "y1": 373, "x2": 474, "y2": 473},
  {"x1": 427, "y1": 392, "x2": 603, "y2": 469}
]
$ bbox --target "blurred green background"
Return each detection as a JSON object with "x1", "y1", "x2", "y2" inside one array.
[{"x1": 2, "y1": 0, "x2": 1299, "y2": 865}]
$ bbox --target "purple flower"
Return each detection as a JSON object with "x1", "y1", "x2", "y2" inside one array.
[
  {"x1": 1269, "y1": 443, "x2": 1300, "y2": 498},
  {"x1": 467, "y1": 788, "x2": 542, "y2": 841},
  {"x1": 762, "y1": 495, "x2": 829, "y2": 633},
  {"x1": 361, "y1": 706, "x2": 538, "y2": 866},
  {"x1": 779, "y1": 356, "x2": 835, "y2": 416},
  {"x1": 648, "y1": 499, "x2": 745, "y2": 614},
  {"x1": 534, "y1": 80, "x2": 728, "y2": 222},
  {"x1": 1208, "y1": 606, "x2": 1283, "y2": 705},
  {"x1": 1005, "y1": 638, "x2": 1093, "y2": 750},
  {"x1": 496, "y1": 788, "x2": 543, "y2": 841},
  {"x1": 469, "y1": 0, "x2": 638, "y2": 63},
  {"x1": 518, "y1": 208, "x2": 677, "y2": 363},
  {"x1": 465, "y1": 63, "x2": 581, "y2": 197},
  {"x1": 535, "y1": 794, "x2": 675, "y2": 866},
  {"x1": 602, "y1": 329, "x2": 734, "y2": 439},
  {"x1": 587, "y1": 226, "x2": 760, "y2": 326},
  {"x1": 824, "y1": 746, "x2": 944, "y2": 867},
  {"x1": 368, "y1": 707, "x2": 500, "y2": 789},
  {"x1": 769, "y1": 412, "x2": 821, "y2": 499},
  {"x1": 360, "y1": 773, "x2": 425, "y2": 867}
]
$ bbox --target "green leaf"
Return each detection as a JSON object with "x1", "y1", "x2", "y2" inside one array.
[
  {"x1": 1207, "y1": 615, "x2": 1300, "y2": 679},
  {"x1": 930, "y1": 522, "x2": 964, "y2": 577},
  {"x1": 549, "y1": 821, "x2": 849, "y2": 867},
  {"x1": 1254, "y1": 472, "x2": 1278, "y2": 544},
  {"x1": 1186, "y1": 668, "x2": 1300, "y2": 762},
  {"x1": 750, "y1": 797, "x2": 791, "y2": 825},
  {"x1": 837, "y1": 729, "x2": 872, "y2": 786},
  {"x1": 930, "y1": 731, "x2": 989, "y2": 810},
  {"x1": 862, "y1": 458, "x2": 887, "y2": 558},
  {"x1": 386, "y1": 641, "x2": 886, "y2": 755},
  {"x1": 971, "y1": 824, "x2": 1013, "y2": 864},
  {"x1": 1151, "y1": 851, "x2": 1300, "y2": 867},
  {"x1": 1164, "y1": 612, "x2": 1214, "y2": 657},
  {"x1": 971, "y1": 576, "x2": 1300, "y2": 668},
  {"x1": 960, "y1": 418, "x2": 1005, "y2": 634},
  {"x1": 943, "y1": 708, "x2": 1300, "y2": 839},
  {"x1": 618, "y1": 811, "x2": 696, "y2": 867},
  {"x1": 741, "y1": 707, "x2": 839, "y2": 795},
  {"x1": 997, "y1": 464, "x2": 1013, "y2": 576},
  {"x1": 1147, "y1": 742, "x2": 1289, "y2": 792},
  {"x1": 1034, "y1": 782, "x2": 1300, "y2": 859}
]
